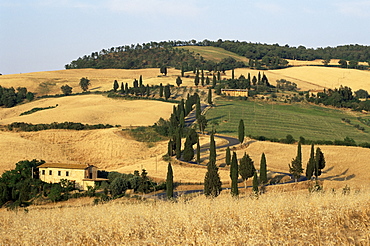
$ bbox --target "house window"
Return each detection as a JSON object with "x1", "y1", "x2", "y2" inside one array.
[
  {"x1": 42, "y1": 170, "x2": 45, "y2": 175},
  {"x1": 66, "y1": 171, "x2": 69, "y2": 176},
  {"x1": 58, "y1": 171, "x2": 61, "y2": 176},
  {"x1": 49, "y1": 170, "x2": 52, "y2": 175}
]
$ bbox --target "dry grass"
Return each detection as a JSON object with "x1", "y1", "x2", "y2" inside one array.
[
  {"x1": 233, "y1": 66, "x2": 370, "y2": 92},
  {"x1": 0, "y1": 68, "x2": 196, "y2": 96},
  {"x1": 1, "y1": 190, "x2": 369, "y2": 245},
  {"x1": 0, "y1": 94, "x2": 174, "y2": 126}
]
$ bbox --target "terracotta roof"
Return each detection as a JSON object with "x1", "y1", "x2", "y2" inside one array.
[{"x1": 38, "y1": 163, "x2": 93, "y2": 170}]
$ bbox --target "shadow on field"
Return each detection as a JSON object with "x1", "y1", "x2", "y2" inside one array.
[
  {"x1": 207, "y1": 115, "x2": 226, "y2": 121},
  {"x1": 324, "y1": 168, "x2": 356, "y2": 181},
  {"x1": 215, "y1": 103, "x2": 234, "y2": 107}
]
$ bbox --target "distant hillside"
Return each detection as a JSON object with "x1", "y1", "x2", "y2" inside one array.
[
  {"x1": 65, "y1": 39, "x2": 370, "y2": 71},
  {"x1": 175, "y1": 46, "x2": 249, "y2": 63}
]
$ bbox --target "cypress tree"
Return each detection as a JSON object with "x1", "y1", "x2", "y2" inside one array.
[
  {"x1": 252, "y1": 171, "x2": 259, "y2": 195},
  {"x1": 175, "y1": 129, "x2": 182, "y2": 159},
  {"x1": 164, "y1": 85, "x2": 171, "y2": 100},
  {"x1": 183, "y1": 135, "x2": 194, "y2": 162},
  {"x1": 209, "y1": 133, "x2": 216, "y2": 165},
  {"x1": 217, "y1": 71, "x2": 221, "y2": 81},
  {"x1": 166, "y1": 163, "x2": 174, "y2": 199},
  {"x1": 208, "y1": 88, "x2": 212, "y2": 105},
  {"x1": 180, "y1": 110, "x2": 185, "y2": 129},
  {"x1": 146, "y1": 84, "x2": 150, "y2": 97},
  {"x1": 125, "y1": 83, "x2": 129, "y2": 95},
  {"x1": 238, "y1": 119, "x2": 245, "y2": 144},
  {"x1": 196, "y1": 137, "x2": 201, "y2": 164},
  {"x1": 259, "y1": 153, "x2": 267, "y2": 184},
  {"x1": 231, "y1": 68, "x2": 235, "y2": 80},
  {"x1": 212, "y1": 74, "x2": 217, "y2": 87},
  {"x1": 159, "y1": 83, "x2": 163, "y2": 98},
  {"x1": 181, "y1": 66, "x2": 185, "y2": 77},
  {"x1": 230, "y1": 152, "x2": 239, "y2": 197},
  {"x1": 139, "y1": 75, "x2": 143, "y2": 87},
  {"x1": 176, "y1": 76, "x2": 182, "y2": 87},
  {"x1": 168, "y1": 139, "x2": 173, "y2": 156},
  {"x1": 194, "y1": 69, "x2": 200, "y2": 86},
  {"x1": 239, "y1": 152, "x2": 255, "y2": 189},
  {"x1": 204, "y1": 133, "x2": 222, "y2": 197},
  {"x1": 314, "y1": 147, "x2": 326, "y2": 180},
  {"x1": 201, "y1": 70, "x2": 205, "y2": 86},
  {"x1": 289, "y1": 142, "x2": 303, "y2": 182},
  {"x1": 113, "y1": 80, "x2": 119, "y2": 92},
  {"x1": 120, "y1": 82, "x2": 124, "y2": 93},
  {"x1": 225, "y1": 147, "x2": 231, "y2": 166},
  {"x1": 306, "y1": 144, "x2": 315, "y2": 180},
  {"x1": 206, "y1": 76, "x2": 210, "y2": 85},
  {"x1": 196, "y1": 98, "x2": 201, "y2": 120}
]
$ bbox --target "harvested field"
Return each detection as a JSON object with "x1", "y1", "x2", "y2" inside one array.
[
  {"x1": 0, "y1": 68, "x2": 195, "y2": 96},
  {"x1": 0, "y1": 94, "x2": 174, "y2": 126}
]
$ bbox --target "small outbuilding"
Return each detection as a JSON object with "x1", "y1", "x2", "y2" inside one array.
[
  {"x1": 221, "y1": 89, "x2": 249, "y2": 97},
  {"x1": 38, "y1": 163, "x2": 108, "y2": 190}
]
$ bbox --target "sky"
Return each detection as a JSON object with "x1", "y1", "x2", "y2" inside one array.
[{"x1": 1, "y1": 0, "x2": 370, "y2": 74}]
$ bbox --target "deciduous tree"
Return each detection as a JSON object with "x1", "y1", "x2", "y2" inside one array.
[
  {"x1": 61, "y1": 84, "x2": 72, "y2": 95},
  {"x1": 79, "y1": 77, "x2": 90, "y2": 91},
  {"x1": 239, "y1": 153, "x2": 255, "y2": 189},
  {"x1": 289, "y1": 142, "x2": 303, "y2": 182}
]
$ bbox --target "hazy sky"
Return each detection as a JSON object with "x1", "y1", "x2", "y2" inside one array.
[{"x1": 1, "y1": 0, "x2": 370, "y2": 74}]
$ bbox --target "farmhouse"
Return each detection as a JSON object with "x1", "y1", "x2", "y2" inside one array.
[
  {"x1": 309, "y1": 89, "x2": 325, "y2": 97},
  {"x1": 38, "y1": 163, "x2": 108, "y2": 190},
  {"x1": 221, "y1": 89, "x2": 248, "y2": 97}
]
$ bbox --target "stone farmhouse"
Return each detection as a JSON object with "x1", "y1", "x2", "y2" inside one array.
[
  {"x1": 38, "y1": 163, "x2": 108, "y2": 190},
  {"x1": 221, "y1": 89, "x2": 248, "y2": 97}
]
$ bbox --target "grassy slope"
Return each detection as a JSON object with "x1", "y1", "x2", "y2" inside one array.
[
  {"x1": 207, "y1": 99, "x2": 370, "y2": 143},
  {"x1": 176, "y1": 46, "x2": 249, "y2": 63}
]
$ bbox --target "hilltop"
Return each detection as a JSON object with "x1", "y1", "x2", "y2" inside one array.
[{"x1": 64, "y1": 39, "x2": 370, "y2": 71}]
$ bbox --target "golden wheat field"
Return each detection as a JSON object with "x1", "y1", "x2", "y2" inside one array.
[
  {"x1": 232, "y1": 66, "x2": 370, "y2": 92},
  {"x1": 1, "y1": 190, "x2": 370, "y2": 245},
  {"x1": 2, "y1": 65, "x2": 370, "y2": 97},
  {"x1": 0, "y1": 68, "x2": 196, "y2": 96},
  {"x1": 0, "y1": 94, "x2": 174, "y2": 126}
]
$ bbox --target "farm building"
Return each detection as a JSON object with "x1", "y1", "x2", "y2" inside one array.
[
  {"x1": 309, "y1": 89, "x2": 325, "y2": 97},
  {"x1": 38, "y1": 163, "x2": 108, "y2": 190},
  {"x1": 221, "y1": 89, "x2": 248, "y2": 97}
]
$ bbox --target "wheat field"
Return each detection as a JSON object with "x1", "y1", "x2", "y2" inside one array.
[
  {"x1": 233, "y1": 66, "x2": 370, "y2": 92},
  {"x1": 0, "y1": 68, "x2": 196, "y2": 96},
  {"x1": 1, "y1": 190, "x2": 369, "y2": 245}
]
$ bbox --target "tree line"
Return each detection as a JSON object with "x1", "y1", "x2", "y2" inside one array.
[
  {"x1": 66, "y1": 39, "x2": 370, "y2": 73},
  {"x1": 7, "y1": 122, "x2": 114, "y2": 132},
  {"x1": 0, "y1": 86, "x2": 34, "y2": 108},
  {"x1": 308, "y1": 86, "x2": 370, "y2": 111}
]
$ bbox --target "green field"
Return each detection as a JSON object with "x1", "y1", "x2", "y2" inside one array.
[
  {"x1": 176, "y1": 46, "x2": 249, "y2": 63},
  {"x1": 206, "y1": 100, "x2": 370, "y2": 143}
]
